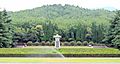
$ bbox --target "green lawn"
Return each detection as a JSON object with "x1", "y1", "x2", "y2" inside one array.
[
  {"x1": 0, "y1": 46, "x2": 119, "y2": 54},
  {"x1": 0, "y1": 46, "x2": 91, "y2": 54},
  {"x1": 0, "y1": 48, "x2": 58, "y2": 54},
  {"x1": 0, "y1": 58, "x2": 120, "y2": 62},
  {"x1": 58, "y1": 48, "x2": 120, "y2": 54}
]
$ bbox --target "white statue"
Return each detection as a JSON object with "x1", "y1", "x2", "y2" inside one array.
[{"x1": 53, "y1": 34, "x2": 61, "y2": 49}]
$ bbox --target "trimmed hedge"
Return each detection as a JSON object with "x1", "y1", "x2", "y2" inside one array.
[
  {"x1": 58, "y1": 48, "x2": 120, "y2": 57},
  {"x1": 26, "y1": 41, "x2": 107, "y2": 46},
  {"x1": 63, "y1": 54, "x2": 120, "y2": 57},
  {"x1": 0, "y1": 54, "x2": 63, "y2": 57}
]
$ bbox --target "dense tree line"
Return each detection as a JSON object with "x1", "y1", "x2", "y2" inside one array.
[{"x1": 12, "y1": 20, "x2": 107, "y2": 44}]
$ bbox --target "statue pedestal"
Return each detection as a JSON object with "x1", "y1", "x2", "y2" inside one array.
[{"x1": 53, "y1": 34, "x2": 61, "y2": 49}]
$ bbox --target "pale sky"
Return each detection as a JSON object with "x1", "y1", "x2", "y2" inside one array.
[{"x1": 0, "y1": 0, "x2": 120, "y2": 11}]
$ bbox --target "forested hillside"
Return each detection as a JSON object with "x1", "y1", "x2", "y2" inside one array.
[
  {"x1": 1, "y1": 4, "x2": 117, "y2": 48},
  {"x1": 10, "y1": 4, "x2": 114, "y2": 29}
]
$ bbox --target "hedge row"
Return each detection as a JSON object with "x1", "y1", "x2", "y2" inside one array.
[
  {"x1": 63, "y1": 54, "x2": 120, "y2": 57},
  {"x1": 0, "y1": 54, "x2": 119, "y2": 57},
  {"x1": 26, "y1": 41, "x2": 105, "y2": 46},
  {"x1": 0, "y1": 54, "x2": 63, "y2": 57}
]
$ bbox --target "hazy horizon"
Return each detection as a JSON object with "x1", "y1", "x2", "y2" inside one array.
[{"x1": 0, "y1": 0, "x2": 120, "y2": 11}]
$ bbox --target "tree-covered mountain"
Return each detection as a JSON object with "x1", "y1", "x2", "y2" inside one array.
[
  {"x1": 9, "y1": 4, "x2": 114, "y2": 29},
  {"x1": 0, "y1": 4, "x2": 119, "y2": 49},
  {"x1": 1, "y1": 4, "x2": 119, "y2": 49}
]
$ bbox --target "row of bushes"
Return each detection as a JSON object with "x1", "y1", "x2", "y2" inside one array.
[
  {"x1": 26, "y1": 41, "x2": 105, "y2": 46},
  {"x1": 0, "y1": 54, "x2": 62, "y2": 57},
  {"x1": 27, "y1": 41, "x2": 54, "y2": 46},
  {"x1": 0, "y1": 54, "x2": 119, "y2": 57},
  {"x1": 63, "y1": 54, "x2": 120, "y2": 57}
]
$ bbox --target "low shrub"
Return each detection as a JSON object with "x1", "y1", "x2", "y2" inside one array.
[
  {"x1": 50, "y1": 41, "x2": 54, "y2": 46},
  {"x1": 89, "y1": 41, "x2": 94, "y2": 46},
  {"x1": 63, "y1": 54, "x2": 120, "y2": 57},
  {"x1": 70, "y1": 41, "x2": 77, "y2": 46},
  {"x1": 41, "y1": 41, "x2": 45, "y2": 46},
  {"x1": 45, "y1": 41, "x2": 50, "y2": 46},
  {"x1": 27, "y1": 41, "x2": 33, "y2": 46},
  {"x1": 83, "y1": 41, "x2": 88, "y2": 46},
  {"x1": 34, "y1": 42, "x2": 40, "y2": 46},
  {"x1": 63, "y1": 42, "x2": 70, "y2": 46},
  {"x1": 76, "y1": 41, "x2": 82, "y2": 46}
]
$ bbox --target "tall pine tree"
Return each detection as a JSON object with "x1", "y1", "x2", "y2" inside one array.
[
  {"x1": 85, "y1": 27, "x2": 92, "y2": 42},
  {"x1": 112, "y1": 11, "x2": 120, "y2": 49},
  {"x1": 104, "y1": 10, "x2": 120, "y2": 49},
  {"x1": 0, "y1": 10, "x2": 12, "y2": 48}
]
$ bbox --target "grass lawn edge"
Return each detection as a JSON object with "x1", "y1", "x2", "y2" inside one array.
[{"x1": 0, "y1": 58, "x2": 120, "y2": 62}]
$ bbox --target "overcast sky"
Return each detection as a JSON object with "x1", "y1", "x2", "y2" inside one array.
[{"x1": 0, "y1": 0, "x2": 120, "y2": 11}]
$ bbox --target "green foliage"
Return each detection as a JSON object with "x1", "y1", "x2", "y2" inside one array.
[
  {"x1": 85, "y1": 27, "x2": 92, "y2": 42},
  {"x1": 68, "y1": 38, "x2": 75, "y2": 42},
  {"x1": 63, "y1": 42, "x2": 70, "y2": 46},
  {"x1": 34, "y1": 42, "x2": 40, "y2": 46},
  {"x1": 89, "y1": 41, "x2": 94, "y2": 46},
  {"x1": 76, "y1": 41, "x2": 82, "y2": 46},
  {"x1": 0, "y1": 10, "x2": 13, "y2": 48},
  {"x1": 42, "y1": 21, "x2": 58, "y2": 41},
  {"x1": 3, "y1": 4, "x2": 116, "y2": 46},
  {"x1": 45, "y1": 41, "x2": 50, "y2": 46},
  {"x1": 41, "y1": 41, "x2": 46, "y2": 46},
  {"x1": 70, "y1": 41, "x2": 76, "y2": 46},
  {"x1": 83, "y1": 41, "x2": 88, "y2": 46},
  {"x1": 91, "y1": 22, "x2": 107, "y2": 43},
  {"x1": 27, "y1": 41, "x2": 33, "y2": 46},
  {"x1": 104, "y1": 10, "x2": 120, "y2": 49},
  {"x1": 50, "y1": 41, "x2": 55, "y2": 46},
  {"x1": 10, "y1": 4, "x2": 113, "y2": 29}
]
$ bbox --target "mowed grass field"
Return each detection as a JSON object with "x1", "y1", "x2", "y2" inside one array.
[
  {"x1": 0, "y1": 46, "x2": 119, "y2": 54},
  {"x1": 0, "y1": 48, "x2": 58, "y2": 54},
  {"x1": 58, "y1": 48, "x2": 120, "y2": 54},
  {"x1": 0, "y1": 46, "x2": 120, "y2": 62}
]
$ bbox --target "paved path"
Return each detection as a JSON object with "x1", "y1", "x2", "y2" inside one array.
[{"x1": 0, "y1": 62, "x2": 120, "y2": 64}]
